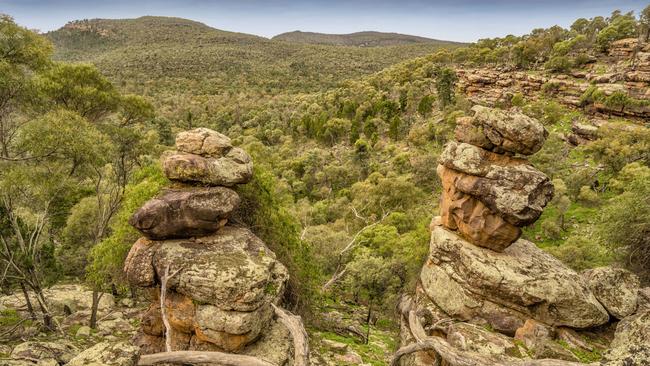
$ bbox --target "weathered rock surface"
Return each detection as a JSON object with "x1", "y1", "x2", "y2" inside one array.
[
  {"x1": 582, "y1": 267, "x2": 640, "y2": 319},
  {"x1": 602, "y1": 310, "x2": 650, "y2": 365},
  {"x1": 10, "y1": 341, "x2": 77, "y2": 365},
  {"x1": 420, "y1": 222, "x2": 609, "y2": 330},
  {"x1": 438, "y1": 166, "x2": 521, "y2": 251},
  {"x1": 162, "y1": 147, "x2": 253, "y2": 186},
  {"x1": 447, "y1": 322, "x2": 523, "y2": 359},
  {"x1": 129, "y1": 186, "x2": 239, "y2": 239},
  {"x1": 124, "y1": 227, "x2": 288, "y2": 312},
  {"x1": 439, "y1": 142, "x2": 554, "y2": 227},
  {"x1": 0, "y1": 284, "x2": 114, "y2": 316},
  {"x1": 123, "y1": 237, "x2": 157, "y2": 287},
  {"x1": 193, "y1": 303, "x2": 273, "y2": 351},
  {"x1": 175, "y1": 128, "x2": 233, "y2": 158},
  {"x1": 66, "y1": 341, "x2": 140, "y2": 366},
  {"x1": 463, "y1": 105, "x2": 549, "y2": 155}
]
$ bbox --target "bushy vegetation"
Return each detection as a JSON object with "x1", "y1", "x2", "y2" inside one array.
[{"x1": 1, "y1": 5, "x2": 649, "y2": 345}]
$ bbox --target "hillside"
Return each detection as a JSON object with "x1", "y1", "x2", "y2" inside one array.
[
  {"x1": 272, "y1": 30, "x2": 462, "y2": 47},
  {"x1": 46, "y1": 16, "x2": 461, "y2": 95}
]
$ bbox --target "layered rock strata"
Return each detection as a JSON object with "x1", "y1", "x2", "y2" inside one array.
[{"x1": 124, "y1": 128, "x2": 291, "y2": 361}]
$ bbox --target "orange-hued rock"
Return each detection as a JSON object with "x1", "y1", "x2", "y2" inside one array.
[
  {"x1": 193, "y1": 325, "x2": 252, "y2": 352},
  {"x1": 124, "y1": 237, "x2": 156, "y2": 287},
  {"x1": 438, "y1": 165, "x2": 521, "y2": 251},
  {"x1": 164, "y1": 291, "x2": 195, "y2": 334}
]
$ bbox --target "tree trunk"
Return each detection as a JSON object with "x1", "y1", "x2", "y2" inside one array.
[
  {"x1": 19, "y1": 282, "x2": 36, "y2": 320},
  {"x1": 89, "y1": 290, "x2": 104, "y2": 329},
  {"x1": 130, "y1": 286, "x2": 137, "y2": 306},
  {"x1": 365, "y1": 301, "x2": 372, "y2": 345},
  {"x1": 32, "y1": 287, "x2": 54, "y2": 330}
]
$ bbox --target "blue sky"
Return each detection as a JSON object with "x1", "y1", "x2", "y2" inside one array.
[{"x1": 1, "y1": 0, "x2": 647, "y2": 42}]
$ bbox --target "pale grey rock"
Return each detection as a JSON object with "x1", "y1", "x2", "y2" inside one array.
[
  {"x1": 10, "y1": 341, "x2": 77, "y2": 364},
  {"x1": 447, "y1": 322, "x2": 523, "y2": 360},
  {"x1": 420, "y1": 224, "x2": 609, "y2": 330},
  {"x1": 175, "y1": 128, "x2": 232, "y2": 158},
  {"x1": 66, "y1": 341, "x2": 139, "y2": 366},
  {"x1": 193, "y1": 303, "x2": 273, "y2": 351},
  {"x1": 162, "y1": 148, "x2": 253, "y2": 186},
  {"x1": 466, "y1": 105, "x2": 548, "y2": 155},
  {"x1": 151, "y1": 226, "x2": 288, "y2": 312},
  {"x1": 582, "y1": 267, "x2": 640, "y2": 319},
  {"x1": 602, "y1": 310, "x2": 650, "y2": 366}
]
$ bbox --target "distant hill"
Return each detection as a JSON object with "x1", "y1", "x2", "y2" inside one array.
[
  {"x1": 273, "y1": 30, "x2": 462, "y2": 47},
  {"x1": 46, "y1": 16, "x2": 463, "y2": 95}
]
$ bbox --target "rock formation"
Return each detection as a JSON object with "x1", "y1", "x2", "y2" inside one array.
[
  {"x1": 124, "y1": 128, "x2": 294, "y2": 364},
  {"x1": 439, "y1": 105, "x2": 553, "y2": 250},
  {"x1": 397, "y1": 105, "x2": 649, "y2": 365},
  {"x1": 456, "y1": 39, "x2": 650, "y2": 120}
]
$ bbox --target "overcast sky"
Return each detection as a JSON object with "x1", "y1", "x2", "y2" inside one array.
[{"x1": 2, "y1": 0, "x2": 647, "y2": 42}]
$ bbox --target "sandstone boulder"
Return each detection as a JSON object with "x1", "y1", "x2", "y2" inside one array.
[
  {"x1": 10, "y1": 341, "x2": 77, "y2": 364},
  {"x1": 149, "y1": 226, "x2": 288, "y2": 312},
  {"x1": 175, "y1": 128, "x2": 232, "y2": 158},
  {"x1": 420, "y1": 222, "x2": 609, "y2": 331},
  {"x1": 129, "y1": 187, "x2": 239, "y2": 240},
  {"x1": 447, "y1": 322, "x2": 523, "y2": 359},
  {"x1": 193, "y1": 303, "x2": 273, "y2": 351},
  {"x1": 602, "y1": 310, "x2": 650, "y2": 365},
  {"x1": 162, "y1": 148, "x2": 253, "y2": 186},
  {"x1": 460, "y1": 105, "x2": 548, "y2": 155},
  {"x1": 582, "y1": 267, "x2": 640, "y2": 319},
  {"x1": 438, "y1": 165, "x2": 521, "y2": 251},
  {"x1": 439, "y1": 142, "x2": 554, "y2": 226},
  {"x1": 66, "y1": 341, "x2": 140, "y2": 366},
  {"x1": 124, "y1": 238, "x2": 157, "y2": 287}
]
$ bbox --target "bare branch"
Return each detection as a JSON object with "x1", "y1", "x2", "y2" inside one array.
[
  {"x1": 272, "y1": 304, "x2": 309, "y2": 366},
  {"x1": 137, "y1": 351, "x2": 276, "y2": 366}
]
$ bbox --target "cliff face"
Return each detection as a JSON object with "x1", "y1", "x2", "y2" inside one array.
[
  {"x1": 456, "y1": 39, "x2": 650, "y2": 120},
  {"x1": 397, "y1": 105, "x2": 649, "y2": 365}
]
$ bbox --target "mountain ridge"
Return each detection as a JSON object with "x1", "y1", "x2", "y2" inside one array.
[{"x1": 272, "y1": 30, "x2": 463, "y2": 47}]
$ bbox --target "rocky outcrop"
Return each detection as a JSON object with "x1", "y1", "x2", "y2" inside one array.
[
  {"x1": 421, "y1": 222, "x2": 609, "y2": 331},
  {"x1": 398, "y1": 104, "x2": 648, "y2": 365},
  {"x1": 124, "y1": 128, "x2": 292, "y2": 362},
  {"x1": 438, "y1": 106, "x2": 552, "y2": 249},
  {"x1": 602, "y1": 310, "x2": 650, "y2": 365},
  {"x1": 456, "y1": 41, "x2": 650, "y2": 120},
  {"x1": 582, "y1": 267, "x2": 640, "y2": 319},
  {"x1": 66, "y1": 342, "x2": 140, "y2": 366}
]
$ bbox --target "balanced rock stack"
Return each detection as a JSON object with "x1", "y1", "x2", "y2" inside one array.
[
  {"x1": 438, "y1": 105, "x2": 553, "y2": 251},
  {"x1": 124, "y1": 128, "x2": 292, "y2": 363},
  {"x1": 397, "y1": 106, "x2": 650, "y2": 365}
]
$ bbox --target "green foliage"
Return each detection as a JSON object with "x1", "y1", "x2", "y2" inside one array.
[
  {"x1": 599, "y1": 163, "x2": 650, "y2": 283},
  {"x1": 87, "y1": 164, "x2": 168, "y2": 289},
  {"x1": 596, "y1": 14, "x2": 638, "y2": 51},
  {"x1": 433, "y1": 67, "x2": 458, "y2": 108},
  {"x1": 544, "y1": 55, "x2": 572, "y2": 73},
  {"x1": 417, "y1": 95, "x2": 435, "y2": 116},
  {"x1": 233, "y1": 165, "x2": 318, "y2": 311}
]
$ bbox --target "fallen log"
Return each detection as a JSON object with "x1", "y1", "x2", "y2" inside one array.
[
  {"x1": 137, "y1": 351, "x2": 276, "y2": 366},
  {"x1": 272, "y1": 304, "x2": 309, "y2": 366}
]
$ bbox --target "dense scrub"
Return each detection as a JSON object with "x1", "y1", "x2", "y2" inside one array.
[{"x1": 1, "y1": 7, "x2": 649, "y2": 353}]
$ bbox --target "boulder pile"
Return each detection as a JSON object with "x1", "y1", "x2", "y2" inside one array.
[
  {"x1": 438, "y1": 105, "x2": 553, "y2": 251},
  {"x1": 124, "y1": 128, "x2": 292, "y2": 363},
  {"x1": 398, "y1": 106, "x2": 649, "y2": 365}
]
